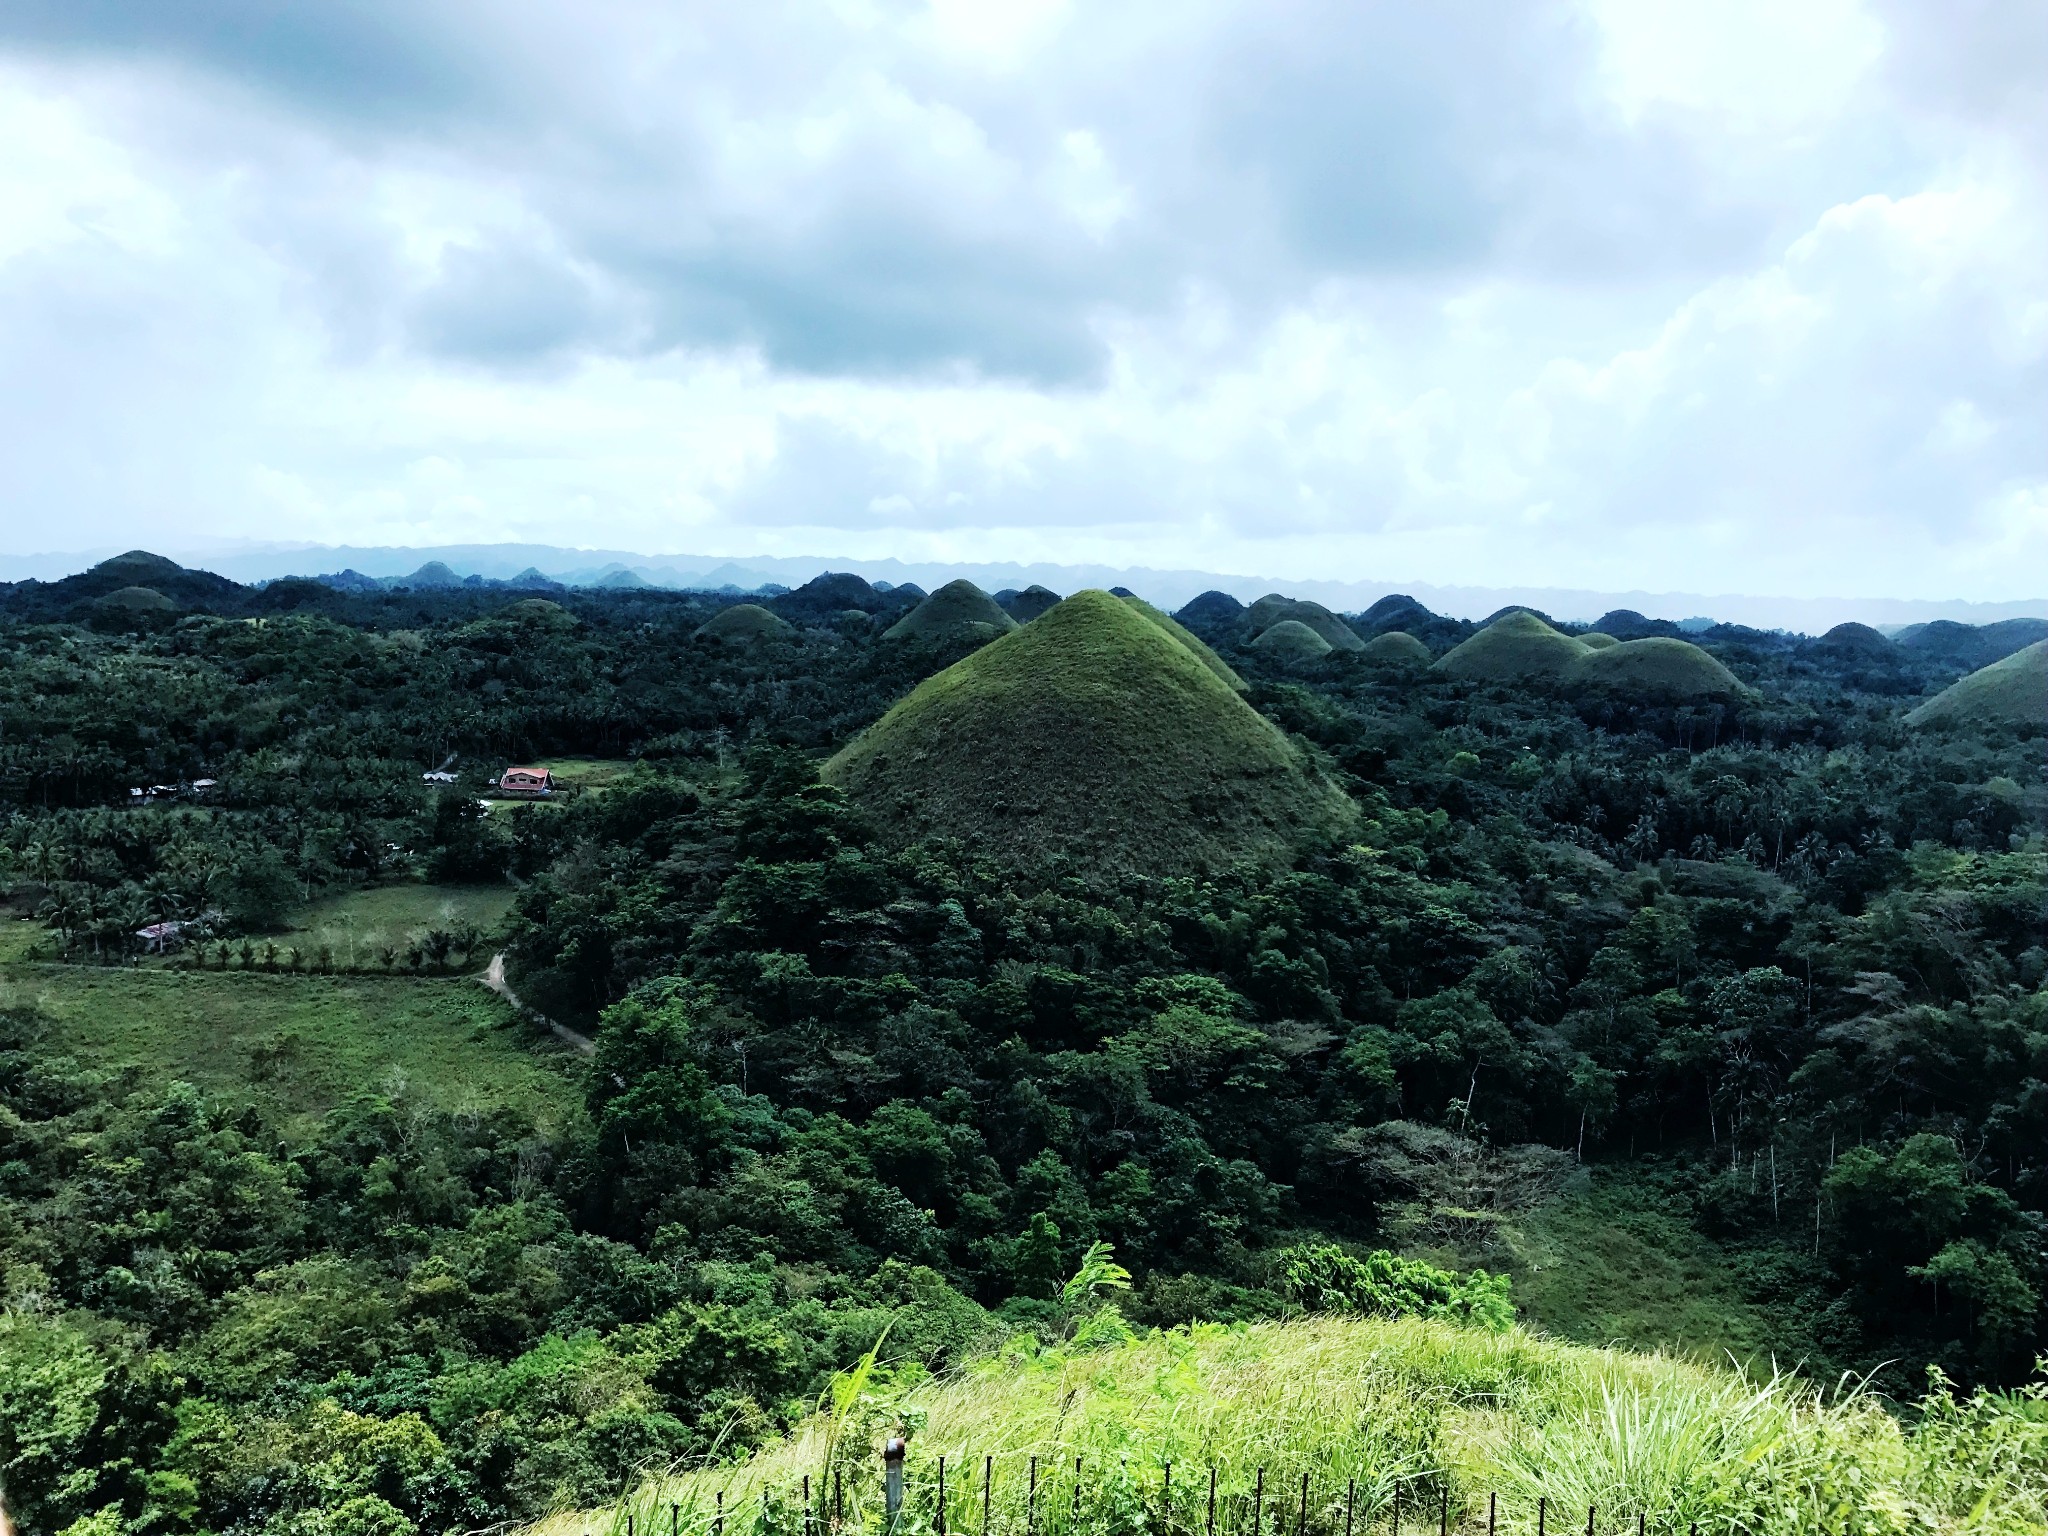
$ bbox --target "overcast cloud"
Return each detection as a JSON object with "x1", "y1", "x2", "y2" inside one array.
[{"x1": 0, "y1": 0, "x2": 2043, "y2": 598}]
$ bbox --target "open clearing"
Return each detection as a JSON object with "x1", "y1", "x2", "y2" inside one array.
[
  {"x1": 285, "y1": 880, "x2": 518, "y2": 946},
  {"x1": 0, "y1": 964, "x2": 582, "y2": 1130}
]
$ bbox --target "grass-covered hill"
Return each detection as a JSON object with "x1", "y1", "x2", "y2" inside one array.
[
  {"x1": 1577, "y1": 631, "x2": 1618, "y2": 650},
  {"x1": 1249, "y1": 596, "x2": 1365, "y2": 651},
  {"x1": 563, "y1": 1312, "x2": 2048, "y2": 1536},
  {"x1": 823, "y1": 590, "x2": 1353, "y2": 875},
  {"x1": 1120, "y1": 595, "x2": 1247, "y2": 690},
  {"x1": 1255, "y1": 617, "x2": 1333, "y2": 657},
  {"x1": 1434, "y1": 611, "x2": 1589, "y2": 682},
  {"x1": 696, "y1": 602, "x2": 795, "y2": 643},
  {"x1": 1177, "y1": 589, "x2": 1247, "y2": 628},
  {"x1": 1360, "y1": 630, "x2": 1431, "y2": 666},
  {"x1": 997, "y1": 584, "x2": 1064, "y2": 622},
  {"x1": 1565, "y1": 637, "x2": 1747, "y2": 702},
  {"x1": 886, "y1": 579, "x2": 1019, "y2": 644},
  {"x1": 1906, "y1": 639, "x2": 2048, "y2": 727},
  {"x1": 1812, "y1": 621, "x2": 1896, "y2": 657}
]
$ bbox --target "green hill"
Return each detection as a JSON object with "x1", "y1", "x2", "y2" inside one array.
[
  {"x1": 1360, "y1": 630, "x2": 1431, "y2": 666},
  {"x1": 1566, "y1": 637, "x2": 1746, "y2": 701},
  {"x1": 501, "y1": 597, "x2": 578, "y2": 628},
  {"x1": 1905, "y1": 639, "x2": 2048, "y2": 727},
  {"x1": 695, "y1": 603, "x2": 794, "y2": 643},
  {"x1": 94, "y1": 585, "x2": 176, "y2": 612},
  {"x1": 1434, "y1": 611, "x2": 1589, "y2": 682},
  {"x1": 1253, "y1": 618, "x2": 1332, "y2": 657},
  {"x1": 1813, "y1": 621, "x2": 1895, "y2": 656},
  {"x1": 884, "y1": 579, "x2": 1019, "y2": 644},
  {"x1": 1122, "y1": 595, "x2": 1247, "y2": 690},
  {"x1": 1578, "y1": 632, "x2": 1618, "y2": 650},
  {"x1": 1247, "y1": 595, "x2": 1364, "y2": 651},
  {"x1": 568, "y1": 1313, "x2": 2036, "y2": 1536},
  {"x1": 824, "y1": 590, "x2": 1353, "y2": 876},
  {"x1": 998, "y1": 584, "x2": 1063, "y2": 622}
]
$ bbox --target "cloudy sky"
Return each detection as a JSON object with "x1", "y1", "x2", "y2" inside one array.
[{"x1": 1, "y1": 0, "x2": 2043, "y2": 599}]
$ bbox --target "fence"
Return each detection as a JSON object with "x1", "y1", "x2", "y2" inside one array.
[{"x1": 601, "y1": 1448, "x2": 1712, "y2": 1536}]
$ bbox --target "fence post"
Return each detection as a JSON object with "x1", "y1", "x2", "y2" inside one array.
[
  {"x1": 717, "y1": 1491, "x2": 724, "y2": 1536},
  {"x1": 1537, "y1": 1498, "x2": 1546, "y2": 1536},
  {"x1": 804, "y1": 1477, "x2": 812, "y2": 1536},
  {"x1": 1487, "y1": 1494, "x2": 1495, "y2": 1536},
  {"x1": 1298, "y1": 1473, "x2": 1309, "y2": 1536},
  {"x1": 939, "y1": 1457, "x2": 948, "y2": 1536},
  {"x1": 984, "y1": 1457, "x2": 993, "y2": 1536},
  {"x1": 1208, "y1": 1466, "x2": 1218, "y2": 1536},
  {"x1": 673, "y1": 1503, "x2": 681, "y2": 1536},
  {"x1": 1346, "y1": 1480, "x2": 1355, "y2": 1536},
  {"x1": 1074, "y1": 1458, "x2": 1083, "y2": 1531},
  {"x1": 1585, "y1": 1507, "x2": 1594, "y2": 1536},
  {"x1": 885, "y1": 1438, "x2": 908, "y2": 1532},
  {"x1": 1440, "y1": 1489, "x2": 1448, "y2": 1536},
  {"x1": 1253, "y1": 1467, "x2": 1264, "y2": 1536},
  {"x1": 1030, "y1": 1456, "x2": 1040, "y2": 1534}
]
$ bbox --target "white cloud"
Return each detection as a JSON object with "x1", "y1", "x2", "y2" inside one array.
[{"x1": 0, "y1": 3, "x2": 2041, "y2": 600}]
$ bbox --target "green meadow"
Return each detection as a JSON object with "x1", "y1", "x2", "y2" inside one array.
[{"x1": 0, "y1": 963, "x2": 581, "y2": 1129}]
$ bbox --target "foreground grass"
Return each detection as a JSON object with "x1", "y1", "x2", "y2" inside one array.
[
  {"x1": 0, "y1": 964, "x2": 582, "y2": 1129},
  {"x1": 542, "y1": 1316, "x2": 2048, "y2": 1536}
]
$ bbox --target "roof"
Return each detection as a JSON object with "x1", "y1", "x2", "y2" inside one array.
[{"x1": 502, "y1": 766, "x2": 550, "y2": 777}]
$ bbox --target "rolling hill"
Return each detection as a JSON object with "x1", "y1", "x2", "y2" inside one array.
[
  {"x1": 1566, "y1": 637, "x2": 1747, "y2": 701},
  {"x1": 1359, "y1": 630, "x2": 1431, "y2": 666},
  {"x1": 694, "y1": 603, "x2": 794, "y2": 643},
  {"x1": 824, "y1": 590, "x2": 1353, "y2": 876},
  {"x1": 1434, "y1": 611, "x2": 1589, "y2": 682},
  {"x1": 885, "y1": 579, "x2": 1019, "y2": 644},
  {"x1": 1905, "y1": 639, "x2": 2048, "y2": 727},
  {"x1": 1253, "y1": 618, "x2": 1333, "y2": 657}
]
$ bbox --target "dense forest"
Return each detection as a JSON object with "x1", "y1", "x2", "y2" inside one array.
[{"x1": 1, "y1": 552, "x2": 2043, "y2": 1536}]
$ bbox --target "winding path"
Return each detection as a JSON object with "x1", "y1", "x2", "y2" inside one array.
[{"x1": 482, "y1": 952, "x2": 596, "y2": 1058}]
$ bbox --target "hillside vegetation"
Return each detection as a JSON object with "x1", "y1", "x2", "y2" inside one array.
[
  {"x1": 697, "y1": 603, "x2": 794, "y2": 643},
  {"x1": 1565, "y1": 638, "x2": 1747, "y2": 701},
  {"x1": 1907, "y1": 639, "x2": 2048, "y2": 727},
  {"x1": 885, "y1": 579, "x2": 1018, "y2": 644},
  {"x1": 573, "y1": 1313, "x2": 2048, "y2": 1536},
  {"x1": 1434, "y1": 612, "x2": 1588, "y2": 681},
  {"x1": 824, "y1": 590, "x2": 1353, "y2": 874},
  {"x1": 1255, "y1": 617, "x2": 1334, "y2": 657}
]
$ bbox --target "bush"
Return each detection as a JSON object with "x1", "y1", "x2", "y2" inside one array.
[{"x1": 1276, "y1": 1244, "x2": 1515, "y2": 1332}]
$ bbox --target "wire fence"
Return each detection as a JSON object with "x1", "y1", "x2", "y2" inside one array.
[{"x1": 602, "y1": 1451, "x2": 1714, "y2": 1536}]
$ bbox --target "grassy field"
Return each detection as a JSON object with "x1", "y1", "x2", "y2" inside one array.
[
  {"x1": 542, "y1": 1312, "x2": 2045, "y2": 1536},
  {"x1": 0, "y1": 964, "x2": 582, "y2": 1130},
  {"x1": 1486, "y1": 1175, "x2": 1774, "y2": 1365},
  {"x1": 285, "y1": 880, "x2": 519, "y2": 950},
  {"x1": 541, "y1": 756, "x2": 642, "y2": 793}
]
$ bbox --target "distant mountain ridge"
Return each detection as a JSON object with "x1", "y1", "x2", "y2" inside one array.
[{"x1": 4, "y1": 541, "x2": 2047, "y2": 633}]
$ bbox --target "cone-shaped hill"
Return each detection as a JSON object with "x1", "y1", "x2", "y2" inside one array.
[
  {"x1": 997, "y1": 585, "x2": 1063, "y2": 623},
  {"x1": 1253, "y1": 619, "x2": 1332, "y2": 658},
  {"x1": 1812, "y1": 621, "x2": 1895, "y2": 657},
  {"x1": 1577, "y1": 632, "x2": 1619, "y2": 650},
  {"x1": 1247, "y1": 596, "x2": 1364, "y2": 651},
  {"x1": 884, "y1": 580, "x2": 1018, "y2": 644},
  {"x1": 695, "y1": 604, "x2": 793, "y2": 644},
  {"x1": 1360, "y1": 630, "x2": 1430, "y2": 666},
  {"x1": 1905, "y1": 640, "x2": 2048, "y2": 728},
  {"x1": 1177, "y1": 590, "x2": 1247, "y2": 629},
  {"x1": 95, "y1": 585, "x2": 177, "y2": 612},
  {"x1": 1565, "y1": 637, "x2": 1746, "y2": 701},
  {"x1": 823, "y1": 590, "x2": 1354, "y2": 877},
  {"x1": 1121, "y1": 596, "x2": 1246, "y2": 690},
  {"x1": 1434, "y1": 611, "x2": 1589, "y2": 682}
]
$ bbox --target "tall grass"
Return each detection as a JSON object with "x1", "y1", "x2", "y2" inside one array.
[{"x1": 534, "y1": 1318, "x2": 2048, "y2": 1536}]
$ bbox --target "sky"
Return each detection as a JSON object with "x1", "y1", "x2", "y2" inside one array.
[{"x1": 0, "y1": 0, "x2": 2044, "y2": 601}]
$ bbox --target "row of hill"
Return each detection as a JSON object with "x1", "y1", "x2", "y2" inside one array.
[{"x1": 10, "y1": 556, "x2": 2041, "y2": 733}]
